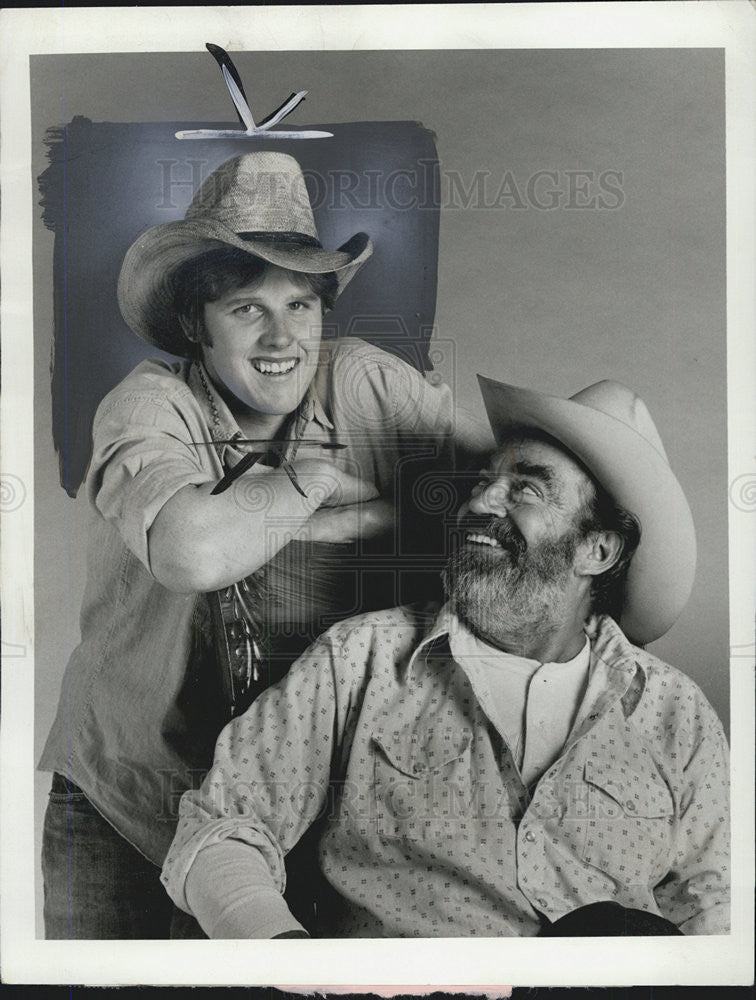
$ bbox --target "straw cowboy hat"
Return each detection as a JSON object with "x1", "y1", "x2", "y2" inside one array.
[
  {"x1": 118, "y1": 152, "x2": 373, "y2": 356},
  {"x1": 477, "y1": 376, "x2": 696, "y2": 644}
]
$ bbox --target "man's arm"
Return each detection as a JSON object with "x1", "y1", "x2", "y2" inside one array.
[
  {"x1": 148, "y1": 458, "x2": 378, "y2": 592},
  {"x1": 161, "y1": 629, "x2": 357, "y2": 937},
  {"x1": 184, "y1": 841, "x2": 308, "y2": 938},
  {"x1": 155, "y1": 346, "x2": 494, "y2": 589},
  {"x1": 654, "y1": 722, "x2": 730, "y2": 934},
  {"x1": 380, "y1": 344, "x2": 495, "y2": 467},
  {"x1": 328, "y1": 339, "x2": 494, "y2": 468},
  {"x1": 90, "y1": 391, "x2": 380, "y2": 592},
  {"x1": 305, "y1": 497, "x2": 395, "y2": 545},
  {"x1": 322, "y1": 342, "x2": 493, "y2": 558}
]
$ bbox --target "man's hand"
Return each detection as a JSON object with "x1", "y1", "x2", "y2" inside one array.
[
  {"x1": 306, "y1": 498, "x2": 395, "y2": 545},
  {"x1": 294, "y1": 458, "x2": 379, "y2": 508}
]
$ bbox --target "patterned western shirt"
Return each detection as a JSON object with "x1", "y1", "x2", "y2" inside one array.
[{"x1": 162, "y1": 604, "x2": 730, "y2": 937}]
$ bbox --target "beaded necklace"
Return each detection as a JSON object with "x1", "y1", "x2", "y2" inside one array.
[
  {"x1": 194, "y1": 360, "x2": 307, "y2": 471},
  {"x1": 196, "y1": 361, "x2": 223, "y2": 442}
]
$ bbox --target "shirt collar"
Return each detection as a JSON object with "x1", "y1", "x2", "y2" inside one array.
[
  {"x1": 302, "y1": 383, "x2": 334, "y2": 431},
  {"x1": 583, "y1": 613, "x2": 648, "y2": 718},
  {"x1": 410, "y1": 603, "x2": 594, "y2": 666},
  {"x1": 189, "y1": 360, "x2": 333, "y2": 466},
  {"x1": 308, "y1": 341, "x2": 335, "y2": 430},
  {"x1": 406, "y1": 603, "x2": 459, "y2": 677},
  {"x1": 409, "y1": 606, "x2": 644, "y2": 716},
  {"x1": 451, "y1": 617, "x2": 591, "y2": 676}
]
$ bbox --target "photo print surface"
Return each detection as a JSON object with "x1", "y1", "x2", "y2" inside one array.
[{"x1": 1, "y1": 3, "x2": 753, "y2": 989}]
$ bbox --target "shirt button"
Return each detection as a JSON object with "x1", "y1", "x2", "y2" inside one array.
[
  {"x1": 537, "y1": 898, "x2": 548, "y2": 908},
  {"x1": 625, "y1": 800, "x2": 637, "y2": 812},
  {"x1": 524, "y1": 830, "x2": 536, "y2": 843}
]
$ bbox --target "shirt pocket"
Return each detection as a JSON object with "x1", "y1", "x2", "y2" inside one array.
[
  {"x1": 581, "y1": 758, "x2": 676, "y2": 887},
  {"x1": 372, "y1": 724, "x2": 472, "y2": 842}
]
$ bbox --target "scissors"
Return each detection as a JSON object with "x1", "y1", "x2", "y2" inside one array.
[{"x1": 176, "y1": 43, "x2": 333, "y2": 141}]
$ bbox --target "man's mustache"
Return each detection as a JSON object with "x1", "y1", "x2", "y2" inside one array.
[{"x1": 455, "y1": 514, "x2": 527, "y2": 559}]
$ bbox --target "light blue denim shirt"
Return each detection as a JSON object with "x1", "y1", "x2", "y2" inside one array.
[{"x1": 39, "y1": 338, "x2": 489, "y2": 864}]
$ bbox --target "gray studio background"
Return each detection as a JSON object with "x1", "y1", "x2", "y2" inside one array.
[{"x1": 31, "y1": 49, "x2": 726, "y2": 931}]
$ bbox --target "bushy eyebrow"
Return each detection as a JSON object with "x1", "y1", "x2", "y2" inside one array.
[
  {"x1": 510, "y1": 460, "x2": 556, "y2": 489},
  {"x1": 222, "y1": 288, "x2": 319, "y2": 306},
  {"x1": 482, "y1": 459, "x2": 563, "y2": 502}
]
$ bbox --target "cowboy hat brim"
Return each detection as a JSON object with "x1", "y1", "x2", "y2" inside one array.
[
  {"x1": 477, "y1": 376, "x2": 696, "y2": 645},
  {"x1": 118, "y1": 218, "x2": 373, "y2": 356}
]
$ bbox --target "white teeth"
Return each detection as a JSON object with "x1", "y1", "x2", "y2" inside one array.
[
  {"x1": 252, "y1": 358, "x2": 298, "y2": 375},
  {"x1": 466, "y1": 532, "x2": 501, "y2": 548}
]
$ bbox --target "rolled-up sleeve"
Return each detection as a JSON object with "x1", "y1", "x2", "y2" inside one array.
[
  {"x1": 161, "y1": 634, "x2": 348, "y2": 922},
  {"x1": 88, "y1": 392, "x2": 212, "y2": 575}
]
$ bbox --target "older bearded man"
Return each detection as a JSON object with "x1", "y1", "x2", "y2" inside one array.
[
  {"x1": 446, "y1": 435, "x2": 640, "y2": 660},
  {"x1": 161, "y1": 377, "x2": 729, "y2": 939}
]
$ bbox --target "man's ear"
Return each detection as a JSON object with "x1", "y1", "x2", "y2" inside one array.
[
  {"x1": 576, "y1": 531, "x2": 624, "y2": 578},
  {"x1": 178, "y1": 315, "x2": 200, "y2": 344}
]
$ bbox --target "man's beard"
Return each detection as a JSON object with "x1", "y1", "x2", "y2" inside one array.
[{"x1": 441, "y1": 516, "x2": 583, "y2": 655}]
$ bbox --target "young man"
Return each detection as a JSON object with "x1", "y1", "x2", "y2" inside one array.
[
  {"x1": 39, "y1": 152, "x2": 490, "y2": 938},
  {"x1": 162, "y1": 378, "x2": 729, "y2": 938}
]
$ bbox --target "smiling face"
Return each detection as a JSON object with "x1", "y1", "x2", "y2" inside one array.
[
  {"x1": 200, "y1": 264, "x2": 324, "y2": 435},
  {"x1": 458, "y1": 437, "x2": 595, "y2": 557},
  {"x1": 443, "y1": 436, "x2": 598, "y2": 653}
]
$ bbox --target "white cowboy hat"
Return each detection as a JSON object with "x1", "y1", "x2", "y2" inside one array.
[
  {"x1": 118, "y1": 152, "x2": 373, "y2": 356},
  {"x1": 477, "y1": 376, "x2": 696, "y2": 644}
]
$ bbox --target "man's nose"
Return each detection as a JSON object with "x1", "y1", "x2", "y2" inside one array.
[
  {"x1": 466, "y1": 483, "x2": 510, "y2": 518},
  {"x1": 260, "y1": 311, "x2": 295, "y2": 348}
]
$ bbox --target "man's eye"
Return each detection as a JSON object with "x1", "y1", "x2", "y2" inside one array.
[
  {"x1": 288, "y1": 300, "x2": 309, "y2": 311},
  {"x1": 234, "y1": 303, "x2": 260, "y2": 316},
  {"x1": 516, "y1": 482, "x2": 541, "y2": 499}
]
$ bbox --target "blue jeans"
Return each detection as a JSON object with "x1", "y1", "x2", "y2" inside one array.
[{"x1": 41, "y1": 773, "x2": 205, "y2": 939}]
